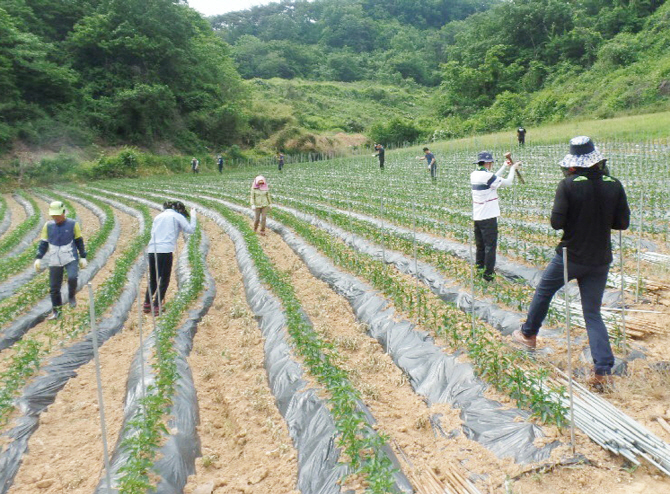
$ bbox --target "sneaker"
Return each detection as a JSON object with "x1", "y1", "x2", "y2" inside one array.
[
  {"x1": 259, "y1": 231, "x2": 266, "y2": 236},
  {"x1": 69, "y1": 298, "x2": 77, "y2": 308},
  {"x1": 586, "y1": 373, "x2": 614, "y2": 391},
  {"x1": 143, "y1": 303, "x2": 152, "y2": 314},
  {"x1": 512, "y1": 329, "x2": 536, "y2": 350},
  {"x1": 46, "y1": 311, "x2": 61, "y2": 321},
  {"x1": 153, "y1": 305, "x2": 161, "y2": 316}
]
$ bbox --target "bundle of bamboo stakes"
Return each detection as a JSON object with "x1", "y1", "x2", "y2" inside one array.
[
  {"x1": 552, "y1": 299, "x2": 667, "y2": 339},
  {"x1": 407, "y1": 466, "x2": 482, "y2": 494}
]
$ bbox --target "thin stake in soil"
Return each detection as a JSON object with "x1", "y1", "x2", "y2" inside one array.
[
  {"x1": 469, "y1": 228, "x2": 475, "y2": 338},
  {"x1": 619, "y1": 230, "x2": 628, "y2": 355},
  {"x1": 635, "y1": 189, "x2": 644, "y2": 304},
  {"x1": 136, "y1": 283, "x2": 146, "y2": 403},
  {"x1": 562, "y1": 247, "x2": 576, "y2": 456},
  {"x1": 87, "y1": 283, "x2": 113, "y2": 492}
]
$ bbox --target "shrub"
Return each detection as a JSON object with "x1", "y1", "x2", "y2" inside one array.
[
  {"x1": 368, "y1": 117, "x2": 423, "y2": 146},
  {"x1": 91, "y1": 148, "x2": 140, "y2": 179}
]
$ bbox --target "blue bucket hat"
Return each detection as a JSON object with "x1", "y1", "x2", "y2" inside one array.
[
  {"x1": 474, "y1": 151, "x2": 494, "y2": 164},
  {"x1": 560, "y1": 136, "x2": 606, "y2": 168}
]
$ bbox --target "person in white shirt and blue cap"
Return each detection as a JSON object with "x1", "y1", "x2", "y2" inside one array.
[
  {"x1": 470, "y1": 151, "x2": 520, "y2": 281},
  {"x1": 144, "y1": 201, "x2": 196, "y2": 315}
]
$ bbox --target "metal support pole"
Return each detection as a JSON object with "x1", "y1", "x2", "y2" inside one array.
[
  {"x1": 562, "y1": 248, "x2": 576, "y2": 456},
  {"x1": 136, "y1": 283, "x2": 146, "y2": 403},
  {"x1": 635, "y1": 189, "x2": 644, "y2": 304},
  {"x1": 470, "y1": 229, "x2": 476, "y2": 338},
  {"x1": 87, "y1": 283, "x2": 113, "y2": 492},
  {"x1": 380, "y1": 189, "x2": 385, "y2": 264},
  {"x1": 619, "y1": 230, "x2": 628, "y2": 355}
]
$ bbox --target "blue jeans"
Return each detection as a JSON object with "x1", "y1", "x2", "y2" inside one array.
[
  {"x1": 50, "y1": 260, "x2": 79, "y2": 310},
  {"x1": 521, "y1": 254, "x2": 613, "y2": 375}
]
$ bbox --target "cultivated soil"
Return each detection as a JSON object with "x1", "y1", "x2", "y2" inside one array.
[{"x1": 1, "y1": 197, "x2": 669, "y2": 494}]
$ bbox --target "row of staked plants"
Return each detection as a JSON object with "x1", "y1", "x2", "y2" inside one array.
[
  {"x1": 168, "y1": 192, "x2": 400, "y2": 493},
  {"x1": 117, "y1": 222, "x2": 205, "y2": 493},
  {"x1": 265, "y1": 205, "x2": 569, "y2": 427},
  {"x1": 0, "y1": 191, "x2": 76, "y2": 283},
  {"x1": 0, "y1": 194, "x2": 115, "y2": 327},
  {"x1": 0, "y1": 194, "x2": 151, "y2": 427},
  {"x1": 169, "y1": 183, "x2": 562, "y2": 327},
  {"x1": 0, "y1": 191, "x2": 42, "y2": 258}
]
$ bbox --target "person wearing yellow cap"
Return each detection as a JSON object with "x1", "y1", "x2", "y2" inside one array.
[{"x1": 34, "y1": 201, "x2": 87, "y2": 320}]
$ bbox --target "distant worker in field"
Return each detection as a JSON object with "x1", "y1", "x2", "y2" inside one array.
[
  {"x1": 278, "y1": 152, "x2": 285, "y2": 171},
  {"x1": 34, "y1": 201, "x2": 87, "y2": 320},
  {"x1": 144, "y1": 201, "x2": 197, "y2": 315},
  {"x1": 513, "y1": 136, "x2": 630, "y2": 389},
  {"x1": 217, "y1": 155, "x2": 224, "y2": 174},
  {"x1": 517, "y1": 127, "x2": 526, "y2": 146},
  {"x1": 191, "y1": 157, "x2": 199, "y2": 174},
  {"x1": 470, "y1": 151, "x2": 520, "y2": 281},
  {"x1": 251, "y1": 175, "x2": 272, "y2": 236},
  {"x1": 417, "y1": 147, "x2": 437, "y2": 181},
  {"x1": 373, "y1": 144, "x2": 385, "y2": 170}
]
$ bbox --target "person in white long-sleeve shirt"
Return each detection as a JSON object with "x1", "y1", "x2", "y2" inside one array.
[
  {"x1": 470, "y1": 151, "x2": 520, "y2": 281},
  {"x1": 144, "y1": 201, "x2": 196, "y2": 314}
]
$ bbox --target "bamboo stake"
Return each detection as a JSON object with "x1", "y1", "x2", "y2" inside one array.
[
  {"x1": 635, "y1": 189, "x2": 644, "y2": 304},
  {"x1": 619, "y1": 230, "x2": 628, "y2": 355},
  {"x1": 562, "y1": 247, "x2": 576, "y2": 456},
  {"x1": 87, "y1": 283, "x2": 112, "y2": 492}
]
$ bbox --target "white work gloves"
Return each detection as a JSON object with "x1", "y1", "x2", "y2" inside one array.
[
  {"x1": 79, "y1": 258, "x2": 88, "y2": 269},
  {"x1": 34, "y1": 259, "x2": 42, "y2": 272}
]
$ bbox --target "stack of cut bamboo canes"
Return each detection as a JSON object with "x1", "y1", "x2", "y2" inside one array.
[{"x1": 408, "y1": 466, "x2": 482, "y2": 494}]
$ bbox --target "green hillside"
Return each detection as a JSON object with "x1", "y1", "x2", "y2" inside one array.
[{"x1": 1, "y1": 0, "x2": 670, "y2": 185}]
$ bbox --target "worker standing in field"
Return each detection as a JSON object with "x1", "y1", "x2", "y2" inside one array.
[
  {"x1": 517, "y1": 127, "x2": 526, "y2": 146},
  {"x1": 470, "y1": 151, "x2": 520, "y2": 281},
  {"x1": 418, "y1": 147, "x2": 437, "y2": 181},
  {"x1": 278, "y1": 152, "x2": 285, "y2": 171},
  {"x1": 217, "y1": 155, "x2": 224, "y2": 173},
  {"x1": 144, "y1": 201, "x2": 196, "y2": 315},
  {"x1": 373, "y1": 144, "x2": 385, "y2": 170},
  {"x1": 250, "y1": 175, "x2": 272, "y2": 236},
  {"x1": 34, "y1": 201, "x2": 87, "y2": 320},
  {"x1": 191, "y1": 157, "x2": 199, "y2": 174},
  {"x1": 513, "y1": 136, "x2": 630, "y2": 389}
]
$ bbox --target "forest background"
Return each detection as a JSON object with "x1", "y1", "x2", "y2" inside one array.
[{"x1": 1, "y1": 0, "x2": 669, "y2": 185}]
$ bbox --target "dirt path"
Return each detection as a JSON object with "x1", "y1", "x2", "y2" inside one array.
[
  {"x1": 183, "y1": 216, "x2": 299, "y2": 494},
  {"x1": 257, "y1": 218, "x2": 670, "y2": 493},
  {"x1": 256, "y1": 225, "x2": 518, "y2": 491},
  {"x1": 1, "y1": 194, "x2": 28, "y2": 239}
]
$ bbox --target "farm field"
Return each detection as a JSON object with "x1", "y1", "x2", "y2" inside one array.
[{"x1": 0, "y1": 140, "x2": 669, "y2": 494}]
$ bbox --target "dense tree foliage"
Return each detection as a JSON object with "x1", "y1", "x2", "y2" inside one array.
[
  {"x1": 0, "y1": 0, "x2": 246, "y2": 153},
  {"x1": 213, "y1": 0, "x2": 496, "y2": 85},
  {"x1": 214, "y1": 0, "x2": 669, "y2": 145},
  {"x1": 1, "y1": 0, "x2": 669, "y2": 163}
]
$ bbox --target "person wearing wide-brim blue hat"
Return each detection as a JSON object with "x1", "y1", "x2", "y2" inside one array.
[
  {"x1": 470, "y1": 150, "x2": 520, "y2": 282},
  {"x1": 513, "y1": 136, "x2": 631, "y2": 390},
  {"x1": 559, "y1": 135, "x2": 607, "y2": 170}
]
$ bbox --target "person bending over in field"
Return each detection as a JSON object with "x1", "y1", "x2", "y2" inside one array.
[
  {"x1": 144, "y1": 201, "x2": 196, "y2": 315},
  {"x1": 34, "y1": 201, "x2": 87, "y2": 320},
  {"x1": 250, "y1": 175, "x2": 272, "y2": 235}
]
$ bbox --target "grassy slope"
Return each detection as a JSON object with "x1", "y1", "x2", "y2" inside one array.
[{"x1": 248, "y1": 78, "x2": 433, "y2": 133}]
